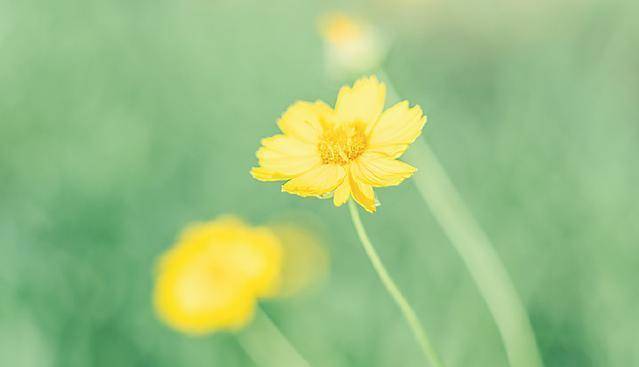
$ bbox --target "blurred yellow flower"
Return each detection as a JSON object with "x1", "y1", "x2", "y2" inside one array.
[
  {"x1": 251, "y1": 76, "x2": 426, "y2": 213},
  {"x1": 318, "y1": 12, "x2": 386, "y2": 77},
  {"x1": 271, "y1": 224, "x2": 329, "y2": 297},
  {"x1": 153, "y1": 217, "x2": 282, "y2": 335},
  {"x1": 319, "y1": 12, "x2": 365, "y2": 45}
]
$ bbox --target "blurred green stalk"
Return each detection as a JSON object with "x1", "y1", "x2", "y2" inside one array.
[
  {"x1": 380, "y1": 72, "x2": 543, "y2": 367},
  {"x1": 236, "y1": 308, "x2": 312, "y2": 367},
  {"x1": 409, "y1": 141, "x2": 543, "y2": 367},
  {"x1": 348, "y1": 201, "x2": 445, "y2": 367}
]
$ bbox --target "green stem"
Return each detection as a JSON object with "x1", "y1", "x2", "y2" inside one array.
[
  {"x1": 408, "y1": 142, "x2": 543, "y2": 367},
  {"x1": 348, "y1": 200, "x2": 445, "y2": 367},
  {"x1": 378, "y1": 69, "x2": 544, "y2": 367},
  {"x1": 236, "y1": 307, "x2": 312, "y2": 367}
]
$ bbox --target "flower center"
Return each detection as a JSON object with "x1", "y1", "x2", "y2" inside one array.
[{"x1": 317, "y1": 121, "x2": 367, "y2": 165}]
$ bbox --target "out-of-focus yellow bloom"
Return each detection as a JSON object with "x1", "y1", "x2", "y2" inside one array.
[
  {"x1": 251, "y1": 76, "x2": 426, "y2": 213},
  {"x1": 272, "y1": 224, "x2": 329, "y2": 297},
  {"x1": 318, "y1": 12, "x2": 386, "y2": 77},
  {"x1": 153, "y1": 217, "x2": 282, "y2": 335},
  {"x1": 319, "y1": 12, "x2": 365, "y2": 45}
]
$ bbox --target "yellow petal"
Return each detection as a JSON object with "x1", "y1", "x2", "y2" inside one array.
[
  {"x1": 368, "y1": 101, "x2": 426, "y2": 158},
  {"x1": 260, "y1": 134, "x2": 315, "y2": 154},
  {"x1": 251, "y1": 135, "x2": 321, "y2": 181},
  {"x1": 351, "y1": 152, "x2": 416, "y2": 187},
  {"x1": 277, "y1": 101, "x2": 332, "y2": 144},
  {"x1": 335, "y1": 75, "x2": 386, "y2": 126},
  {"x1": 333, "y1": 171, "x2": 351, "y2": 207},
  {"x1": 349, "y1": 174, "x2": 376, "y2": 212},
  {"x1": 282, "y1": 164, "x2": 346, "y2": 197}
]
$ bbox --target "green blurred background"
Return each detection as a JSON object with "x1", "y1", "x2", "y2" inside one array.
[{"x1": 2, "y1": 0, "x2": 638, "y2": 366}]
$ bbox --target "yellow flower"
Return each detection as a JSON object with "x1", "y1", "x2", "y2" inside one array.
[
  {"x1": 317, "y1": 12, "x2": 386, "y2": 77},
  {"x1": 318, "y1": 12, "x2": 365, "y2": 45},
  {"x1": 153, "y1": 217, "x2": 282, "y2": 335},
  {"x1": 271, "y1": 224, "x2": 329, "y2": 297},
  {"x1": 251, "y1": 76, "x2": 426, "y2": 213}
]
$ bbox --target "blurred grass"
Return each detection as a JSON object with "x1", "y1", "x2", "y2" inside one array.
[{"x1": 1, "y1": 0, "x2": 638, "y2": 366}]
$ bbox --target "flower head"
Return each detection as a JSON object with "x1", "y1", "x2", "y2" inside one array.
[
  {"x1": 251, "y1": 76, "x2": 426, "y2": 213},
  {"x1": 318, "y1": 12, "x2": 387, "y2": 77},
  {"x1": 153, "y1": 217, "x2": 282, "y2": 335}
]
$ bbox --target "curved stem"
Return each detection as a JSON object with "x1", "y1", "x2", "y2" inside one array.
[
  {"x1": 408, "y1": 142, "x2": 543, "y2": 367},
  {"x1": 348, "y1": 200, "x2": 445, "y2": 367},
  {"x1": 378, "y1": 69, "x2": 544, "y2": 367},
  {"x1": 236, "y1": 307, "x2": 312, "y2": 367}
]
